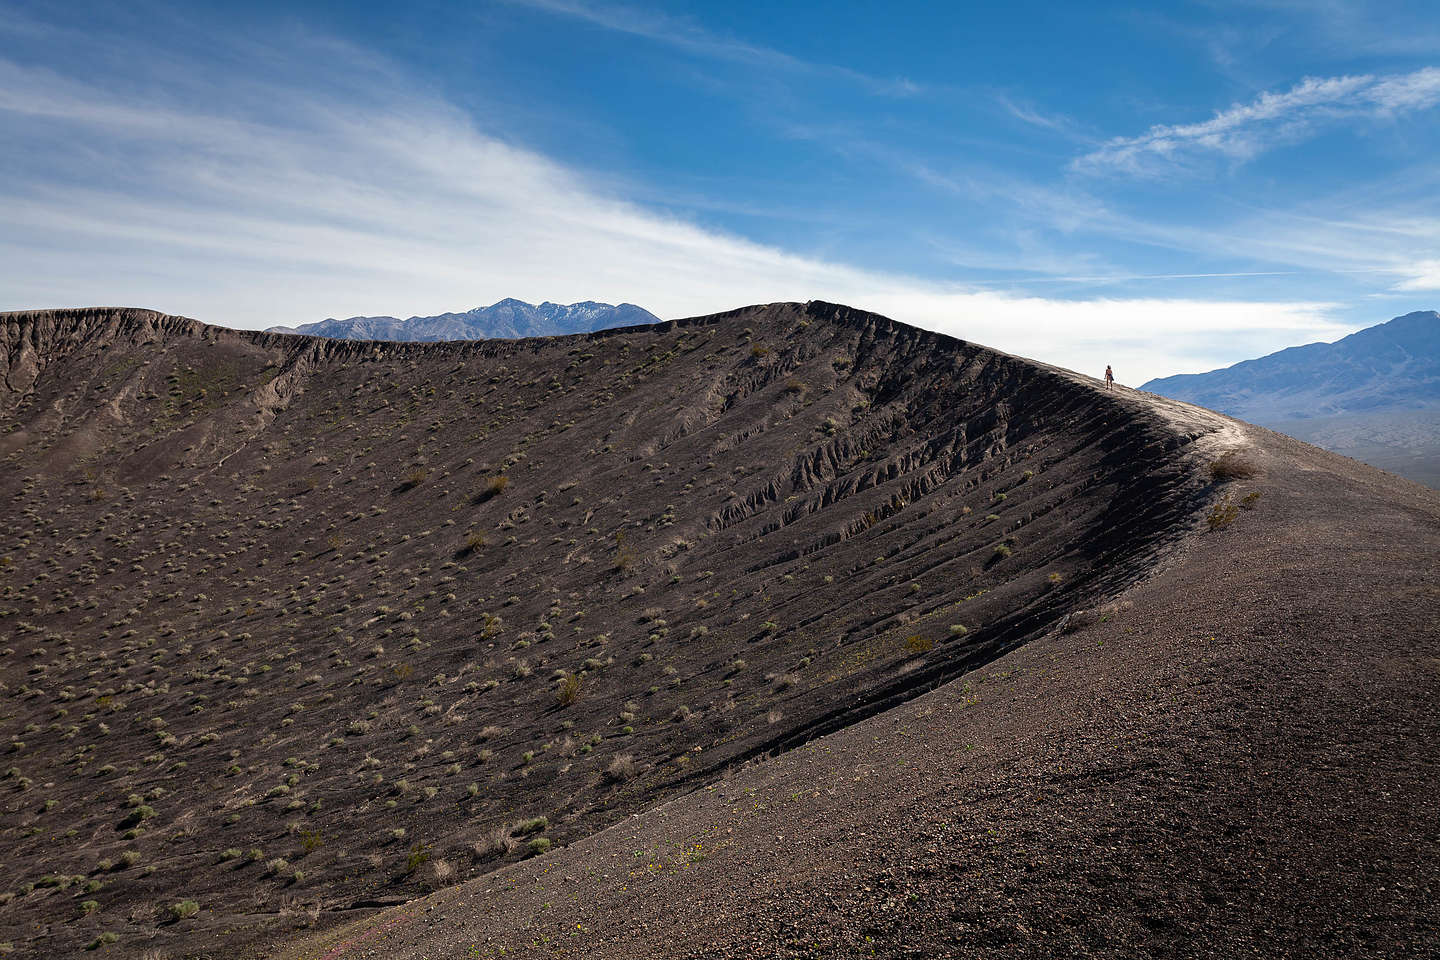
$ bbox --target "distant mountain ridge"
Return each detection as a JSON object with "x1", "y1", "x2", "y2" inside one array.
[
  {"x1": 1142, "y1": 310, "x2": 1439, "y2": 422},
  {"x1": 1142, "y1": 310, "x2": 1440, "y2": 488},
  {"x1": 265, "y1": 298, "x2": 660, "y2": 341}
]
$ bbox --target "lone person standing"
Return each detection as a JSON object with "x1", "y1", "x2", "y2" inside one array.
[{"x1": 1104, "y1": 364, "x2": 1115, "y2": 390}]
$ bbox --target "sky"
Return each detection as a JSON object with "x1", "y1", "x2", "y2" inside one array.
[{"x1": 2, "y1": 0, "x2": 1438, "y2": 384}]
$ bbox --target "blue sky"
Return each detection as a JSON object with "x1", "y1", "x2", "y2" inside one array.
[{"x1": 2, "y1": 0, "x2": 1437, "y2": 382}]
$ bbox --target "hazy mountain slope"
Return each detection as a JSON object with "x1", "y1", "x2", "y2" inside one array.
[
  {"x1": 1142, "y1": 311, "x2": 1440, "y2": 487},
  {"x1": 1141, "y1": 310, "x2": 1439, "y2": 421},
  {"x1": 265, "y1": 299, "x2": 659, "y2": 341},
  {"x1": 0, "y1": 302, "x2": 1220, "y2": 959}
]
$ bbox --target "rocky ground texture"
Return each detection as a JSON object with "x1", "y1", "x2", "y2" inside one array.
[{"x1": 1, "y1": 304, "x2": 1434, "y2": 958}]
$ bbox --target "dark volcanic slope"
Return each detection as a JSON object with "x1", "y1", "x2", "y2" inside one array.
[
  {"x1": 0, "y1": 303, "x2": 1219, "y2": 958},
  {"x1": 283, "y1": 421, "x2": 1440, "y2": 960}
]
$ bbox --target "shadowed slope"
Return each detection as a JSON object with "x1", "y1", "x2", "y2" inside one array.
[
  {"x1": 0, "y1": 303, "x2": 1223, "y2": 957},
  {"x1": 279, "y1": 424, "x2": 1440, "y2": 960}
]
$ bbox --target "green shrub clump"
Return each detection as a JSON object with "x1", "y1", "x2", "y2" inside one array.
[{"x1": 555, "y1": 675, "x2": 581, "y2": 707}]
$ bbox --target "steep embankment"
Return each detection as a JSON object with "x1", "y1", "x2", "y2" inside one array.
[
  {"x1": 2, "y1": 303, "x2": 1228, "y2": 957},
  {"x1": 280, "y1": 422, "x2": 1440, "y2": 960}
]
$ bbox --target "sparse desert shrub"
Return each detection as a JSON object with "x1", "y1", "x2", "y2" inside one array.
[
  {"x1": 949, "y1": 624, "x2": 968, "y2": 636},
  {"x1": 265, "y1": 858, "x2": 289, "y2": 876},
  {"x1": 992, "y1": 544, "x2": 1012, "y2": 559},
  {"x1": 423, "y1": 858, "x2": 454, "y2": 889},
  {"x1": 478, "y1": 826, "x2": 516, "y2": 859},
  {"x1": 169, "y1": 900, "x2": 200, "y2": 921},
  {"x1": 1061, "y1": 599, "x2": 1134, "y2": 634},
  {"x1": 460, "y1": 531, "x2": 485, "y2": 555},
  {"x1": 526, "y1": 837, "x2": 551, "y2": 856},
  {"x1": 1207, "y1": 497, "x2": 1239, "y2": 530},
  {"x1": 1210, "y1": 451, "x2": 1258, "y2": 481},
  {"x1": 86, "y1": 932, "x2": 120, "y2": 950},
  {"x1": 904, "y1": 634, "x2": 934, "y2": 654},
  {"x1": 471, "y1": 475, "x2": 509, "y2": 503},
  {"x1": 120, "y1": 805, "x2": 156, "y2": 828},
  {"x1": 605, "y1": 754, "x2": 637, "y2": 783},
  {"x1": 398, "y1": 467, "x2": 429, "y2": 491},
  {"x1": 556, "y1": 674, "x2": 581, "y2": 707},
  {"x1": 80, "y1": 899, "x2": 99, "y2": 914},
  {"x1": 1240, "y1": 491, "x2": 1262, "y2": 510},
  {"x1": 403, "y1": 842, "x2": 431, "y2": 875},
  {"x1": 613, "y1": 532, "x2": 635, "y2": 572},
  {"x1": 513, "y1": 816, "x2": 547, "y2": 835}
]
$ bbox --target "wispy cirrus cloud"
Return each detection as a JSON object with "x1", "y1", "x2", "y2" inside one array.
[
  {"x1": 994, "y1": 93, "x2": 1089, "y2": 139},
  {"x1": 0, "y1": 6, "x2": 1366, "y2": 385},
  {"x1": 500, "y1": 0, "x2": 922, "y2": 97},
  {"x1": 1074, "y1": 67, "x2": 1440, "y2": 175},
  {"x1": 1394, "y1": 260, "x2": 1440, "y2": 290}
]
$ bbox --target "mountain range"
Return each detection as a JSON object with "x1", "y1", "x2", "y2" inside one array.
[
  {"x1": 265, "y1": 298, "x2": 659, "y2": 340},
  {"x1": 1143, "y1": 310, "x2": 1440, "y2": 487}
]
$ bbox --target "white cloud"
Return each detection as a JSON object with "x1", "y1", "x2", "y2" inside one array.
[
  {"x1": 1394, "y1": 260, "x2": 1440, "y2": 290},
  {"x1": 0, "y1": 41, "x2": 1352, "y2": 386},
  {"x1": 1075, "y1": 67, "x2": 1440, "y2": 175}
]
